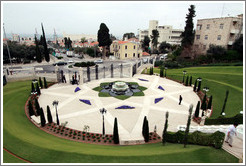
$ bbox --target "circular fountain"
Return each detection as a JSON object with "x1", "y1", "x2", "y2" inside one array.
[{"x1": 112, "y1": 82, "x2": 129, "y2": 92}]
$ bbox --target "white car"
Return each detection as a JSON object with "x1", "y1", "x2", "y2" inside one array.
[
  {"x1": 68, "y1": 60, "x2": 74, "y2": 64},
  {"x1": 94, "y1": 59, "x2": 103, "y2": 64}
]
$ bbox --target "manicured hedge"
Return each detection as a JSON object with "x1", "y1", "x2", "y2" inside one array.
[
  {"x1": 74, "y1": 61, "x2": 95, "y2": 67},
  {"x1": 165, "y1": 130, "x2": 225, "y2": 149},
  {"x1": 205, "y1": 113, "x2": 243, "y2": 125}
]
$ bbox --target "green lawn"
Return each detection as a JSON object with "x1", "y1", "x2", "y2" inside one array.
[
  {"x1": 3, "y1": 150, "x2": 27, "y2": 163},
  {"x1": 147, "y1": 66, "x2": 243, "y2": 118},
  {"x1": 3, "y1": 81, "x2": 238, "y2": 163}
]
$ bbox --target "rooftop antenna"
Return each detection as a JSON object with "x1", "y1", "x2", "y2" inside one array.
[
  {"x1": 3, "y1": 23, "x2": 13, "y2": 73},
  {"x1": 221, "y1": 3, "x2": 225, "y2": 17}
]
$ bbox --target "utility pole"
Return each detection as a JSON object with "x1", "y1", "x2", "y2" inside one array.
[{"x1": 3, "y1": 23, "x2": 13, "y2": 74}]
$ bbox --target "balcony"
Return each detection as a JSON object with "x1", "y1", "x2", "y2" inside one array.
[
  {"x1": 228, "y1": 41, "x2": 233, "y2": 45},
  {"x1": 230, "y1": 29, "x2": 239, "y2": 34}
]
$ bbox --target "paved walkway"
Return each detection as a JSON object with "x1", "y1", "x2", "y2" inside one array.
[
  {"x1": 38, "y1": 74, "x2": 200, "y2": 143},
  {"x1": 222, "y1": 136, "x2": 243, "y2": 161}
]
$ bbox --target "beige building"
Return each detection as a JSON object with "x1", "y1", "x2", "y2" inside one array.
[
  {"x1": 139, "y1": 20, "x2": 183, "y2": 47},
  {"x1": 193, "y1": 14, "x2": 243, "y2": 55},
  {"x1": 110, "y1": 40, "x2": 142, "y2": 60},
  {"x1": 63, "y1": 32, "x2": 97, "y2": 42}
]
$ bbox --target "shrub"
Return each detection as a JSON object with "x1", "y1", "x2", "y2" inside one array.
[
  {"x1": 39, "y1": 108, "x2": 46, "y2": 127},
  {"x1": 34, "y1": 98, "x2": 40, "y2": 116},
  {"x1": 205, "y1": 113, "x2": 243, "y2": 125},
  {"x1": 46, "y1": 105, "x2": 53, "y2": 123},
  {"x1": 43, "y1": 77, "x2": 47, "y2": 89},
  {"x1": 160, "y1": 67, "x2": 164, "y2": 77},
  {"x1": 74, "y1": 61, "x2": 95, "y2": 67},
  {"x1": 28, "y1": 100, "x2": 35, "y2": 116},
  {"x1": 39, "y1": 77, "x2": 43, "y2": 89}
]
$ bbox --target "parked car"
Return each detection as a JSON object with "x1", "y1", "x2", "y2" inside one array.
[
  {"x1": 68, "y1": 60, "x2": 74, "y2": 64},
  {"x1": 53, "y1": 61, "x2": 68, "y2": 66},
  {"x1": 94, "y1": 59, "x2": 103, "y2": 64}
]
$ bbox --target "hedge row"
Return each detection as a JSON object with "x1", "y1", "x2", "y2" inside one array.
[
  {"x1": 74, "y1": 61, "x2": 95, "y2": 67},
  {"x1": 205, "y1": 113, "x2": 243, "y2": 125},
  {"x1": 165, "y1": 130, "x2": 225, "y2": 149}
]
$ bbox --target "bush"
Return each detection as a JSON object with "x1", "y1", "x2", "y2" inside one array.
[
  {"x1": 205, "y1": 113, "x2": 243, "y2": 125},
  {"x1": 165, "y1": 130, "x2": 225, "y2": 149},
  {"x1": 74, "y1": 61, "x2": 95, "y2": 67}
]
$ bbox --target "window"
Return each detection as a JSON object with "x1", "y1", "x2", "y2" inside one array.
[
  {"x1": 125, "y1": 45, "x2": 127, "y2": 49},
  {"x1": 125, "y1": 53, "x2": 127, "y2": 57},
  {"x1": 220, "y1": 24, "x2": 224, "y2": 29},
  {"x1": 134, "y1": 45, "x2": 136, "y2": 49},
  {"x1": 217, "y1": 35, "x2": 221, "y2": 40},
  {"x1": 206, "y1": 24, "x2": 210, "y2": 29},
  {"x1": 197, "y1": 24, "x2": 202, "y2": 30},
  {"x1": 203, "y1": 45, "x2": 206, "y2": 50},
  {"x1": 196, "y1": 35, "x2": 200, "y2": 40},
  {"x1": 204, "y1": 35, "x2": 208, "y2": 40},
  {"x1": 133, "y1": 53, "x2": 135, "y2": 57}
]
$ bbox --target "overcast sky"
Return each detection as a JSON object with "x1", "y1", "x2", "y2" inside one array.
[{"x1": 2, "y1": 1, "x2": 244, "y2": 39}]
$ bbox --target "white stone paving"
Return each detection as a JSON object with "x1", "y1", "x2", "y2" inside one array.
[{"x1": 38, "y1": 74, "x2": 200, "y2": 142}]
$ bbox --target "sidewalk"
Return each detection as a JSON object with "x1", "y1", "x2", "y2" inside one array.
[{"x1": 222, "y1": 136, "x2": 243, "y2": 161}]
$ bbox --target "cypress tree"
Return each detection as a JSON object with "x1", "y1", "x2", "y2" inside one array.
[
  {"x1": 39, "y1": 77, "x2": 43, "y2": 89},
  {"x1": 34, "y1": 98, "x2": 40, "y2": 116},
  {"x1": 40, "y1": 108, "x2": 46, "y2": 127},
  {"x1": 160, "y1": 67, "x2": 164, "y2": 77},
  {"x1": 36, "y1": 84, "x2": 41, "y2": 95},
  {"x1": 41, "y1": 23, "x2": 50, "y2": 62},
  {"x1": 221, "y1": 90, "x2": 229, "y2": 115},
  {"x1": 189, "y1": 76, "x2": 192, "y2": 86},
  {"x1": 201, "y1": 94, "x2": 207, "y2": 112},
  {"x1": 164, "y1": 69, "x2": 167, "y2": 77},
  {"x1": 197, "y1": 80, "x2": 202, "y2": 92},
  {"x1": 193, "y1": 79, "x2": 197, "y2": 91},
  {"x1": 185, "y1": 76, "x2": 189, "y2": 86},
  {"x1": 47, "y1": 105, "x2": 53, "y2": 123},
  {"x1": 207, "y1": 95, "x2": 213, "y2": 109},
  {"x1": 31, "y1": 82, "x2": 35, "y2": 94},
  {"x1": 113, "y1": 117, "x2": 119, "y2": 144},
  {"x1": 97, "y1": 23, "x2": 112, "y2": 59},
  {"x1": 194, "y1": 101, "x2": 200, "y2": 118},
  {"x1": 144, "y1": 120, "x2": 149, "y2": 142},
  {"x1": 35, "y1": 35, "x2": 42, "y2": 63},
  {"x1": 162, "y1": 111, "x2": 169, "y2": 145},
  {"x1": 184, "y1": 104, "x2": 193, "y2": 148},
  {"x1": 28, "y1": 100, "x2": 35, "y2": 116},
  {"x1": 142, "y1": 116, "x2": 147, "y2": 136},
  {"x1": 43, "y1": 77, "x2": 48, "y2": 88}
]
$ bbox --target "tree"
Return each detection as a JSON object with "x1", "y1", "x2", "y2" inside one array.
[
  {"x1": 221, "y1": 90, "x2": 229, "y2": 115},
  {"x1": 43, "y1": 77, "x2": 47, "y2": 88},
  {"x1": 142, "y1": 116, "x2": 147, "y2": 136},
  {"x1": 160, "y1": 66, "x2": 164, "y2": 77},
  {"x1": 39, "y1": 77, "x2": 43, "y2": 89},
  {"x1": 189, "y1": 76, "x2": 192, "y2": 86},
  {"x1": 64, "y1": 37, "x2": 68, "y2": 48},
  {"x1": 185, "y1": 76, "x2": 189, "y2": 86},
  {"x1": 193, "y1": 79, "x2": 197, "y2": 91},
  {"x1": 81, "y1": 37, "x2": 87, "y2": 43},
  {"x1": 151, "y1": 29, "x2": 159, "y2": 52},
  {"x1": 123, "y1": 32, "x2": 135, "y2": 40},
  {"x1": 141, "y1": 36, "x2": 151, "y2": 52},
  {"x1": 207, "y1": 95, "x2": 213, "y2": 109},
  {"x1": 36, "y1": 84, "x2": 41, "y2": 95},
  {"x1": 40, "y1": 107, "x2": 46, "y2": 127},
  {"x1": 41, "y1": 23, "x2": 50, "y2": 62},
  {"x1": 194, "y1": 101, "x2": 200, "y2": 118},
  {"x1": 233, "y1": 35, "x2": 243, "y2": 59},
  {"x1": 184, "y1": 104, "x2": 193, "y2": 148},
  {"x1": 207, "y1": 44, "x2": 226, "y2": 61},
  {"x1": 180, "y1": 5, "x2": 196, "y2": 58},
  {"x1": 97, "y1": 23, "x2": 112, "y2": 60},
  {"x1": 113, "y1": 117, "x2": 119, "y2": 144},
  {"x1": 35, "y1": 35, "x2": 42, "y2": 63},
  {"x1": 28, "y1": 100, "x2": 35, "y2": 116},
  {"x1": 34, "y1": 98, "x2": 40, "y2": 116},
  {"x1": 159, "y1": 41, "x2": 171, "y2": 53},
  {"x1": 31, "y1": 82, "x2": 35, "y2": 94},
  {"x1": 197, "y1": 80, "x2": 201, "y2": 92},
  {"x1": 144, "y1": 119, "x2": 149, "y2": 142},
  {"x1": 162, "y1": 111, "x2": 169, "y2": 145},
  {"x1": 47, "y1": 105, "x2": 53, "y2": 123},
  {"x1": 67, "y1": 37, "x2": 72, "y2": 49}
]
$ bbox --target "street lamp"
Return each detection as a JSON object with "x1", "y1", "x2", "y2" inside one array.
[
  {"x1": 99, "y1": 108, "x2": 107, "y2": 135},
  {"x1": 203, "y1": 86, "x2": 209, "y2": 95},
  {"x1": 52, "y1": 100, "x2": 59, "y2": 125},
  {"x1": 197, "y1": 77, "x2": 202, "y2": 92},
  {"x1": 182, "y1": 70, "x2": 187, "y2": 83}
]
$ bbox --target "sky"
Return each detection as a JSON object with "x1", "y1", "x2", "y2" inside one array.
[{"x1": 2, "y1": 1, "x2": 244, "y2": 39}]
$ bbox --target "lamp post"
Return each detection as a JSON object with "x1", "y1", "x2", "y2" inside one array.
[
  {"x1": 197, "y1": 77, "x2": 202, "y2": 92},
  {"x1": 52, "y1": 100, "x2": 59, "y2": 125},
  {"x1": 203, "y1": 86, "x2": 209, "y2": 95},
  {"x1": 99, "y1": 108, "x2": 107, "y2": 136},
  {"x1": 182, "y1": 70, "x2": 187, "y2": 83}
]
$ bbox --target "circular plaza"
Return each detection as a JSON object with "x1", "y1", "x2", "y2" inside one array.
[{"x1": 38, "y1": 74, "x2": 200, "y2": 143}]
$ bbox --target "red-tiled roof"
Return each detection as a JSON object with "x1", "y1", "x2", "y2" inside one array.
[
  {"x1": 118, "y1": 41, "x2": 129, "y2": 44},
  {"x1": 142, "y1": 52, "x2": 150, "y2": 56}
]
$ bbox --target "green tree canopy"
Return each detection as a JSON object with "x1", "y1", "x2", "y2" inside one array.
[
  {"x1": 123, "y1": 32, "x2": 135, "y2": 40},
  {"x1": 141, "y1": 36, "x2": 150, "y2": 52},
  {"x1": 159, "y1": 41, "x2": 171, "y2": 53},
  {"x1": 41, "y1": 23, "x2": 50, "y2": 62}
]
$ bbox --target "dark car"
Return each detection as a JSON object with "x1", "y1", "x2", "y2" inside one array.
[{"x1": 53, "y1": 62, "x2": 68, "y2": 66}]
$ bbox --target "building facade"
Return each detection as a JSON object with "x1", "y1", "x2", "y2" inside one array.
[
  {"x1": 110, "y1": 40, "x2": 142, "y2": 60},
  {"x1": 193, "y1": 14, "x2": 243, "y2": 55},
  {"x1": 63, "y1": 32, "x2": 97, "y2": 42},
  {"x1": 138, "y1": 20, "x2": 183, "y2": 47}
]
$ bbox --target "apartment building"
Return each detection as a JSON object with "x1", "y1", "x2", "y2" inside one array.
[
  {"x1": 110, "y1": 40, "x2": 142, "y2": 60},
  {"x1": 63, "y1": 32, "x2": 97, "y2": 42},
  {"x1": 138, "y1": 20, "x2": 183, "y2": 47},
  {"x1": 193, "y1": 14, "x2": 243, "y2": 55}
]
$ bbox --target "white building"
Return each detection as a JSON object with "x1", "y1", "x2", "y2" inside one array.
[
  {"x1": 63, "y1": 32, "x2": 97, "y2": 42},
  {"x1": 139, "y1": 20, "x2": 183, "y2": 47}
]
